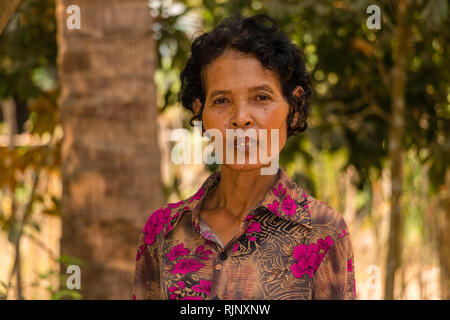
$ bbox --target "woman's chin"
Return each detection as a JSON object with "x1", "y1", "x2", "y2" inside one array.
[{"x1": 221, "y1": 163, "x2": 264, "y2": 172}]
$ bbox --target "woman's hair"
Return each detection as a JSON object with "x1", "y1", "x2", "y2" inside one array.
[{"x1": 178, "y1": 12, "x2": 312, "y2": 137}]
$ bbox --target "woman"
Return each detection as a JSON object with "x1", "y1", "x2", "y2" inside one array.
[{"x1": 133, "y1": 13, "x2": 356, "y2": 300}]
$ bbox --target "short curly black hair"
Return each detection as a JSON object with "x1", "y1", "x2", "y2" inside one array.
[{"x1": 178, "y1": 12, "x2": 312, "y2": 137}]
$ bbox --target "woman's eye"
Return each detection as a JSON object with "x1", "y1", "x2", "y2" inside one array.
[
  {"x1": 257, "y1": 95, "x2": 271, "y2": 101},
  {"x1": 213, "y1": 98, "x2": 227, "y2": 104},
  {"x1": 213, "y1": 95, "x2": 270, "y2": 104}
]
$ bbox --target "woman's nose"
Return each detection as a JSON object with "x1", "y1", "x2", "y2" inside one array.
[{"x1": 231, "y1": 103, "x2": 254, "y2": 129}]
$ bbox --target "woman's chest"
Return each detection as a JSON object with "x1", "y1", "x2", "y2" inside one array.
[{"x1": 158, "y1": 214, "x2": 313, "y2": 300}]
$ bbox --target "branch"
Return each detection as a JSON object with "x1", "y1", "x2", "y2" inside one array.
[
  {"x1": 4, "y1": 137, "x2": 54, "y2": 299},
  {"x1": 21, "y1": 230, "x2": 59, "y2": 261},
  {"x1": 0, "y1": 0, "x2": 22, "y2": 34}
]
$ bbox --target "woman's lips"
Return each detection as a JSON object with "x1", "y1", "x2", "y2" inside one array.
[{"x1": 233, "y1": 136, "x2": 257, "y2": 152}]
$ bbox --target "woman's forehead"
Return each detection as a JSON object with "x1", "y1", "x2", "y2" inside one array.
[{"x1": 204, "y1": 50, "x2": 282, "y2": 95}]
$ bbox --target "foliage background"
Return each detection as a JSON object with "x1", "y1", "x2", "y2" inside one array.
[{"x1": 0, "y1": 0, "x2": 448, "y2": 299}]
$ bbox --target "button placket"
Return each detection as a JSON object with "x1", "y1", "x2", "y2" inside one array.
[
  {"x1": 208, "y1": 254, "x2": 225, "y2": 299},
  {"x1": 219, "y1": 251, "x2": 227, "y2": 261},
  {"x1": 215, "y1": 249, "x2": 226, "y2": 270}
]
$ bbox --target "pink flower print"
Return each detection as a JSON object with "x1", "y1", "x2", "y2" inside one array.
[
  {"x1": 268, "y1": 200, "x2": 280, "y2": 216},
  {"x1": 171, "y1": 259, "x2": 205, "y2": 275},
  {"x1": 180, "y1": 296, "x2": 202, "y2": 300},
  {"x1": 192, "y1": 220, "x2": 201, "y2": 233},
  {"x1": 164, "y1": 223, "x2": 174, "y2": 238},
  {"x1": 144, "y1": 232, "x2": 157, "y2": 246},
  {"x1": 143, "y1": 207, "x2": 172, "y2": 245},
  {"x1": 201, "y1": 230, "x2": 215, "y2": 242},
  {"x1": 338, "y1": 229, "x2": 348, "y2": 239},
  {"x1": 293, "y1": 243, "x2": 319, "y2": 262},
  {"x1": 314, "y1": 252, "x2": 325, "y2": 271},
  {"x1": 273, "y1": 183, "x2": 287, "y2": 197},
  {"x1": 282, "y1": 195, "x2": 297, "y2": 216},
  {"x1": 232, "y1": 242, "x2": 239, "y2": 252},
  {"x1": 189, "y1": 187, "x2": 205, "y2": 203},
  {"x1": 193, "y1": 188, "x2": 205, "y2": 200},
  {"x1": 168, "y1": 281, "x2": 186, "y2": 299},
  {"x1": 195, "y1": 245, "x2": 213, "y2": 260},
  {"x1": 132, "y1": 295, "x2": 136, "y2": 300},
  {"x1": 168, "y1": 286, "x2": 178, "y2": 293},
  {"x1": 301, "y1": 193, "x2": 310, "y2": 210},
  {"x1": 245, "y1": 221, "x2": 261, "y2": 234},
  {"x1": 167, "y1": 243, "x2": 190, "y2": 261},
  {"x1": 290, "y1": 261, "x2": 309, "y2": 278},
  {"x1": 244, "y1": 221, "x2": 261, "y2": 242},
  {"x1": 168, "y1": 200, "x2": 183, "y2": 208},
  {"x1": 136, "y1": 244, "x2": 146, "y2": 262},
  {"x1": 192, "y1": 279, "x2": 212, "y2": 296},
  {"x1": 317, "y1": 235, "x2": 334, "y2": 251},
  {"x1": 244, "y1": 214, "x2": 254, "y2": 221},
  {"x1": 160, "y1": 208, "x2": 172, "y2": 223},
  {"x1": 291, "y1": 236, "x2": 336, "y2": 279},
  {"x1": 172, "y1": 211, "x2": 180, "y2": 220},
  {"x1": 347, "y1": 258, "x2": 353, "y2": 272},
  {"x1": 291, "y1": 243, "x2": 320, "y2": 278},
  {"x1": 195, "y1": 245, "x2": 206, "y2": 254}
]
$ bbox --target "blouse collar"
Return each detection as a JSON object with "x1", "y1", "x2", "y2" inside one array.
[{"x1": 169, "y1": 168, "x2": 312, "y2": 232}]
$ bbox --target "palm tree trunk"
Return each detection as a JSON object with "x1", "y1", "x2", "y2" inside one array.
[{"x1": 56, "y1": 0, "x2": 164, "y2": 299}]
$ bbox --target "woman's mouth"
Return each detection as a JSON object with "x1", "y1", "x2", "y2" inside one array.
[{"x1": 233, "y1": 136, "x2": 257, "y2": 152}]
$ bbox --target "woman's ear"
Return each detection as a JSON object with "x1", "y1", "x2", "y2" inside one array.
[
  {"x1": 289, "y1": 86, "x2": 305, "y2": 127},
  {"x1": 293, "y1": 86, "x2": 305, "y2": 103},
  {"x1": 192, "y1": 98, "x2": 206, "y2": 133}
]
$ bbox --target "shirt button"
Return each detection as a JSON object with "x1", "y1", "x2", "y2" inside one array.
[
  {"x1": 219, "y1": 251, "x2": 228, "y2": 260},
  {"x1": 215, "y1": 264, "x2": 222, "y2": 271}
]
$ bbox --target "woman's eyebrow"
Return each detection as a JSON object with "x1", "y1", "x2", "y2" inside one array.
[
  {"x1": 209, "y1": 90, "x2": 229, "y2": 99},
  {"x1": 248, "y1": 85, "x2": 274, "y2": 94},
  {"x1": 209, "y1": 85, "x2": 275, "y2": 99}
]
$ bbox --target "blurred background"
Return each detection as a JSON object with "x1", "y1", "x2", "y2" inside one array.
[{"x1": 0, "y1": 0, "x2": 448, "y2": 300}]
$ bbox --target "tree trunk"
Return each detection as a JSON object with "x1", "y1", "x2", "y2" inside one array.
[
  {"x1": 0, "y1": 0, "x2": 22, "y2": 34},
  {"x1": 56, "y1": 0, "x2": 164, "y2": 299},
  {"x1": 437, "y1": 169, "x2": 450, "y2": 299},
  {"x1": 384, "y1": 0, "x2": 410, "y2": 300}
]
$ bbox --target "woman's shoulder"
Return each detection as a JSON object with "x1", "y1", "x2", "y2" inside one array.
[
  {"x1": 140, "y1": 199, "x2": 191, "y2": 246},
  {"x1": 304, "y1": 193, "x2": 351, "y2": 242},
  {"x1": 139, "y1": 177, "x2": 214, "y2": 244}
]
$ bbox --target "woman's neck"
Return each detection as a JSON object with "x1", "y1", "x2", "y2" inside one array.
[{"x1": 204, "y1": 165, "x2": 279, "y2": 221}]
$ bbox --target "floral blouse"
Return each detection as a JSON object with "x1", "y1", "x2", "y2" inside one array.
[{"x1": 132, "y1": 168, "x2": 357, "y2": 300}]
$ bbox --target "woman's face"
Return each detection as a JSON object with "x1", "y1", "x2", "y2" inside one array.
[{"x1": 193, "y1": 49, "x2": 302, "y2": 172}]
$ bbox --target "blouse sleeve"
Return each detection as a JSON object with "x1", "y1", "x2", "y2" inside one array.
[
  {"x1": 132, "y1": 231, "x2": 161, "y2": 300},
  {"x1": 312, "y1": 230, "x2": 357, "y2": 300}
]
